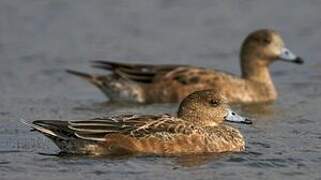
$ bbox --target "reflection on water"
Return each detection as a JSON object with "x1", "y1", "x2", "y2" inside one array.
[{"x1": 172, "y1": 153, "x2": 230, "y2": 167}]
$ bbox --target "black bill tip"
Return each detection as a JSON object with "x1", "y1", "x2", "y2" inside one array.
[
  {"x1": 293, "y1": 57, "x2": 304, "y2": 64},
  {"x1": 242, "y1": 118, "x2": 253, "y2": 124}
]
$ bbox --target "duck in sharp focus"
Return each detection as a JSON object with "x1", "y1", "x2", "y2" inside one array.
[
  {"x1": 23, "y1": 90, "x2": 252, "y2": 156},
  {"x1": 66, "y1": 29, "x2": 303, "y2": 104}
]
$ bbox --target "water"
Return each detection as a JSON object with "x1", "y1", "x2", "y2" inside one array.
[{"x1": 1, "y1": 0, "x2": 321, "y2": 179}]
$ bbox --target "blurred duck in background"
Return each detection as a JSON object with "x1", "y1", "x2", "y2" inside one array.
[{"x1": 67, "y1": 29, "x2": 303, "y2": 104}]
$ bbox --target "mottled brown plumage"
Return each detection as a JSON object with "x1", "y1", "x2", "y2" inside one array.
[
  {"x1": 67, "y1": 29, "x2": 303, "y2": 104},
  {"x1": 25, "y1": 90, "x2": 251, "y2": 156}
]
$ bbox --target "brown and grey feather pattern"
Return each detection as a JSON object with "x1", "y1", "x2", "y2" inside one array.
[
  {"x1": 68, "y1": 115, "x2": 200, "y2": 140},
  {"x1": 33, "y1": 115, "x2": 201, "y2": 141}
]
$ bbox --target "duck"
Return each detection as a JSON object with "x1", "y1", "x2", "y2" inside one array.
[
  {"x1": 22, "y1": 90, "x2": 252, "y2": 156},
  {"x1": 66, "y1": 29, "x2": 303, "y2": 104}
]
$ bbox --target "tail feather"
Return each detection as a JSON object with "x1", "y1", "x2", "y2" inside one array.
[
  {"x1": 65, "y1": 69, "x2": 103, "y2": 87},
  {"x1": 66, "y1": 69, "x2": 93, "y2": 80},
  {"x1": 65, "y1": 68, "x2": 145, "y2": 103},
  {"x1": 21, "y1": 119, "x2": 70, "y2": 140},
  {"x1": 20, "y1": 119, "x2": 61, "y2": 138}
]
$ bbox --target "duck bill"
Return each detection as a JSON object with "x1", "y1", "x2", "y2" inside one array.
[
  {"x1": 279, "y1": 47, "x2": 304, "y2": 64},
  {"x1": 224, "y1": 109, "x2": 252, "y2": 124}
]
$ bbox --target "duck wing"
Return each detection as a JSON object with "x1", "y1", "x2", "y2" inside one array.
[
  {"x1": 91, "y1": 60, "x2": 187, "y2": 83},
  {"x1": 29, "y1": 114, "x2": 200, "y2": 142}
]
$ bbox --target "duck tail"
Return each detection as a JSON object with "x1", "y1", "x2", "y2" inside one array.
[
  {"x1": 66, "y1": 69, "x2": 104, "y2": 88},
  {"x1": 66, "y1": 69, "x2": 146, "y2": 103},
  {"x1": 20, "y1": 119, "x2": 97, "y2": 154},
  {"x1": 66, "y1": 69, "x2": 93, "y2": 81},
  {"x1": 20, "y1": 118, "x2": 70, "y2": 140}
]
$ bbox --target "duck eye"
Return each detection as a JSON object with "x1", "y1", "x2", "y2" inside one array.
[
  {"x1": 209, "y1": 99, "x2": 219, "y2": 107},
  {"x1": 263, "y1": 38, "x2": 271, "y2": 45}
]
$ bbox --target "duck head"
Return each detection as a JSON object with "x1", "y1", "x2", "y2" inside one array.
[
  {"x1": 177, "y1": 89, "x2": 252, "y2": 127},
  {"x1": 240, "y1": 29, "x2": 303, "y2": 79}
]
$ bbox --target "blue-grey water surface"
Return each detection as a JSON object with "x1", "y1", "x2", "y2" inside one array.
[{"x1": 1, "y1": 0, "x2": 321, "y2": 179}]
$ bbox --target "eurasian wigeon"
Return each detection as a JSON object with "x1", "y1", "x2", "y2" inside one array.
[
  {"x1": 22, "y1": 90, "x2": 252, "y2": 156},
  {"x1": 67, "y1": 29, "x2": 303, "y2": 104}
]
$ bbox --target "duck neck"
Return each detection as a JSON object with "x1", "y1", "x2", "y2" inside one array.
[
  {"x1": 241, "y1": 56, "x2": 273, "y2": 84},
  {"x1": 240, "y1": 55, "x2": 277, "y2": 99}
]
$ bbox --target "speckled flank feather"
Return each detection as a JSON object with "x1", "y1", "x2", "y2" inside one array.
[
  {"x1": 28, "y1": 90, "x2": 248, "y2": 156},
  {"x1": 67, "y1": 29, "x2": 303, "y2": 104}
]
